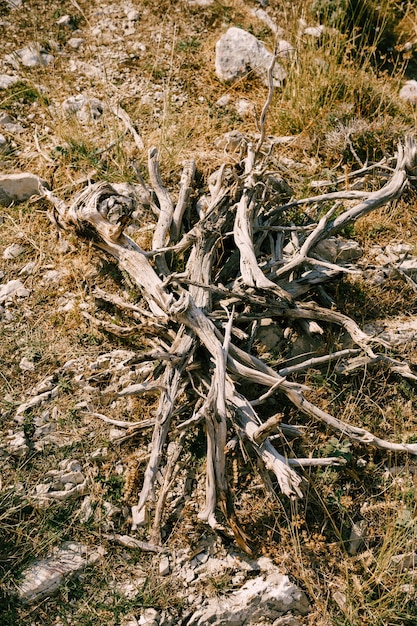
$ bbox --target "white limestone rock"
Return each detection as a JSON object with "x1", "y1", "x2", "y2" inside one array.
[
  {"x1": 19, "y1": 356, "x2": 35, "y2": 371},
  {"x1": 235, "y1": 98, "x2": 253, "y2": 117},
  {"x1": 3, "y1": 430, "x2": 28, "y2": 457},
  {"x1": 303, "y1": 25, "x2": 325, "y2": 38},
  {"x1": 126, "y1": 8, "x2": 140, "y2": 21},
  {"x1": 159, "y1": 555, "x2": 171, "y2": 576},
  {"x1": 62, "y1": 94, "x2": 104, "y2": 123},
  {"x1": 314, "y1": 237, "x2": 363, "y2": 264},
  {"x1": 3, "y1": 243, "x2": 25, "y2": 259},
  {"x1": 18, "y1": 542, "x2": 105, "y2": 603},
  {"x1": 0, "y1": 172, "x2": 45, "y2": 206},
  {"x1": 138, "y1": 608, "x2": 160, "y2": 626},
  {"x1": 187, "y1": 0, "x2": 214, "y2": 6},
  {"x1": 0, "y1": 110, "x2": 24, "y2": 133},
  {"x1": 5, "y1": 44, "x2": 54, "y2": 69},
  {"x1": 67, "y1": 37, "x2": 85, "y2": 50},
  {"x1": 215, "y1": 27, "x2": 287, "y2": 87},
  {"x1": 0, "y1": 279, "x2": 30, "y2": 302},
  {"x1": 187, "y1": 570, "x2": 310, "y2": 625},
  {"x1": 0, "y1": 74, "x2": 19, "y2": 89},
  {"x1": 56, "y1": 15, "x2": 71, "y2": 26},
  {"x1": 400, "y1": 80, "x2": 417, "y2": 105},
  {"x1": 250, "y1": 7, "x2": 284, "y2": 36}
]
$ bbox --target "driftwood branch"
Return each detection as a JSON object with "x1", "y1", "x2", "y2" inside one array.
[{"x1": 43, "y1": 133, "x2": 417, "y2": 551}]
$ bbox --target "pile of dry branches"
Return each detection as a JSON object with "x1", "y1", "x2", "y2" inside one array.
[{"x1": 41, "y1": 130, "x2": 417, "y2": 552}]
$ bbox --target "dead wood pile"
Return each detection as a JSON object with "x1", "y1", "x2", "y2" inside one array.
[{"x1": 41, "y1": 132, "x2": 417, "y2": 552}]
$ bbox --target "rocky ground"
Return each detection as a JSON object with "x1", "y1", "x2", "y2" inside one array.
[{"x1": 2, "y1": 1, "x2": 417, "y2": 625}]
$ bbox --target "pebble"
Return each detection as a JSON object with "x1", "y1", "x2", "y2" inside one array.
[
  {"x1": 56, "y1": 15, "x2": 71, "y2": 26},
  {"x1": 0, "y1": 279, "x2": 30, "y2": 302},
  {"x1": 235, "y1": 98, "x2": 253, "y2": 117},
  {"x1": 19, "y1": 356, "x2": 35, "y2": 371},
  {"x1": 0, "y1": 74, "x2": 19, "y2": 89},
  {"x1": 5, "y1": 45, "x2": 54, "y2": 69},
  {"x1": 126, "y1": 9, "x2": 140, "y2": 21},
  {"x1": 3, "y1": 430, "x2": 28, "y2": 457},
  {"x1": 399, "y1": 80, "x2": 417, "y2": 105},
  {"x1": 67, "y1": 38, "x2": 85, "y2": 50},
  {"x1": 159, "y1": 555, "x2": 171, "y2": 576},
  {"x1": 3, "y1": 243, "x2": 25, "y2": 259},
  {"x1": 0, "y1": 173, "x2": 45, "y2": 206}
]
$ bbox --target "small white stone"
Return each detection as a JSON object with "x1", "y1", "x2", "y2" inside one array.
[
  {"x1": 5, "y1": 431, "x2": 28, "y2": 456},
  {"x1": 91, "y1": 447, "x2": 108, "y2": 460},
  {"x1": 19, "y1": 357, "x2": 35, "y2": 371},
  {"x1": 131, "y1": 504, "x2": 148, "y2": 529},
  {"x1": 185, "y1": 568, "x2": 196, "y2": 583},
  {"x1": 215, "y1": 27, "x2": 286, "y2": 87},
  {"x1": 19, "y1": 261, "x2": 36, "y2": 275},
  {"x1": 159, "y1": 555, "x2": 170, "y2": 576},
  {"x1": 126, "y1": 9, "x2": 140, "y2": 21},
  {"x1": 0, "y1": 173, "x2": 45, "y2": 206},
  {"x1": 79, "y1": 496, "x2": 94, "y2": 522},
  {"x1": 56, "y1": 15, "x2": 71, "y2": 26},
  {"x1": 235, "y1": 98, "x2": 253, "y2": 117},
  {"x1": 2, "y1": 243, "x2": 25, "y2": 259},
  {"x1": 400, "y1": 80, "x2": 417, "y2": 105},
  {"x1": 303, "y1": 25, "x2": 325, "y2": 38},
  {"x1": 138, "y1": 608, "x2": 159, "y2": 625},
  {"x1": 0, "y1": 74, "x2": 19, "y2": 89},
  {"x1": 5, "y1": 45, "x2": 54, "y2": 69},
  {"x1": 67, "y1": 37, "x2": 84, "y2": 49},
  {"x1": 0, "y1": 279, "x2": 30, "y2": 302},
  {"x1": 215, "y1": 94, "x2": 230, "y2": 107}
]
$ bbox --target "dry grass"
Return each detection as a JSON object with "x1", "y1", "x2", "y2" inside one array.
[{"x1": 2, "y1": 0, "x2": 417, "y2": 624}]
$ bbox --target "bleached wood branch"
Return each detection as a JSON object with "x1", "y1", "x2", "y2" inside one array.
[{"x1": 43, "y1": 134, "x2": 417, "y2": 550}]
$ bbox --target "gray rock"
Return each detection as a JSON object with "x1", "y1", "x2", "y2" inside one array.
[
  {"x1": 250, "y1": 7, "x2": 284, "y2": 36},
  {"x1": 187, "y1": 571, "x2": 310, "y2": 625},
  {"x1": 19, "y1": 356, "x2": 35, "y2": 371},
  {"x1": 303, "y1": 25, "x2": 325, "y2": 38},
  {"x1": 56, "y1": 15, "x2": 71, "y2": 26},
  {"x1": 0, "y1": 172, "x2": 45, "y2": 206},
  {"x1": 314, "y1": 237, "x2": 363, "y2": 264},
  {"x1": 159, "y1": 555, "x2": 171, "y2": 576},
  {"x1": 67, "y1": 37, "x2": 84, "y2": 50},
  {"x1": 235, "y1": 98, "x2": 253, "y2": 117},
  {"x1": 5, "y1": 45, "x2": 54, "y2": 69},
  {"x1": 3, "y1": 242, "x2": 25, "y2": 259},
  {"x1": 215, "y1": 27, "x2": 287, "y2": 87},
  {"x1": 3, "y1": 430, "x2": 28, "y2": 457},
  {"x1": 0, "y1": 111, "x2": 24, "y2": 133},
  {"x1": 276, "y1": 39, "x2": 295, "y2": 58},
  {"x1": 400, "y1": 80, "x2": 417, "y2": 105},
  {"x1": 188, "y1": 0, "x2": 214, "y2": 5},
  {"x1": 390, "y1": 552, "x2": 417, "y2": 572},
  {"x1": 126, "y1": 8, "x2": 140, "y2": 21},
  {"x1": 398, "y1": 257, "x2": 417, "y2": 275},
  {"x1": 348, "y1": 519, "x2": 368, "y2": 555},
  {"x1": 0, "y1": 74, "x2": 19, "y2": 89},
  {"x1": 17, "y1": 542, "x2": 105, "y2": 603},
  {"x1": 0, "y1": 279, "x2": 30, "y2": 302},
  {"x1": 62, "y1": 94, "x2": 104, "y2": 122},
  {"x1": 138, "y1": 608, "x2": 160, "y2": 625},
  {"x1": 214, "y1": 130, "x2": 247, "y2": 152}
]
